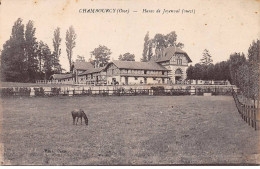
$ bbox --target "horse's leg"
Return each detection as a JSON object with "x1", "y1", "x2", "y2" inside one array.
[
  {"x1": 81, "y1": 117, "x2": 82, "y2": 125},
  {"x1": 72, "y1": 116, "x2": 76, "y2": 125},
  {"x1": 73, "y1": 117, "x2": 76, "y2": 125},
  {"x1": 76, "y1": 117, "x2": 79, "y2": 125}
]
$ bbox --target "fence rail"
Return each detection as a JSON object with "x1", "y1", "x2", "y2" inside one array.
[
  {"x1": 0, "y1": 86, "x2": 234, "y2": 97},
  {"x1": 232, "y1": 89, "x2": 259, "y2": 130}
]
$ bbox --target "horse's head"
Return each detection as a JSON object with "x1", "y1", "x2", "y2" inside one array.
[{"x1": 82, "y1": 111, "x2": 88, "y2": 126}]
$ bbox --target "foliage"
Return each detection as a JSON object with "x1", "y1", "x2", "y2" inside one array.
[
  {"x1": 90, "y1": 45, "x2": 112, "y2": 67},
  {"x1": 1, "y1": 18, "x2": 27, "y2": 82},
  {"x1": 39, "y1": 41, "x2": 54, "y2": 80},
  {"x1": 187, "y1": 61, "x2": 231, "y2": 81},
  {"x1": 141, "y1": 31, "x2": 149, "y2": 62},
  {"x1": 229, "y1": 52, "x2": 246, "y2": 85},
  {"x1": 51, "y1": 87, "x2": 61, "y2": 96},
  {"x1": 0, "y1": 88, "x2": 14, "y2": 96},
  {"x1": 200, "y1": 49, "x2": 213, "y2": 65},
  {"x1": 147, "y1": 40, "x2": 153, "y2": 61},
  {"x1": 229, "y1": 39, "x2": 259, "y2": 102},
  {"x1": 118, "y1": 52, "x2": 135, "y2": 61},
  {"x1": 25, "y1": 20, "x2": 39, "y2": 82},
  {"x1": 66, "y1": 26, "x2": 77, "y2": 70},
  {"x1": 151, "y1": 86, "x2": 165, "y2": 95},
  {"x1": 52, "y1": 27, "x2": 62, "y2": 73},
  {"x1": 151, "y1": 31, "x2": 184, "y2": 58},
  {"x1": 34, "y1": 87, "x2": 45, "y2": 96}
]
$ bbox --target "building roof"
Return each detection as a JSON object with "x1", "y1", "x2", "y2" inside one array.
[
  {"x1": 50, "y1": 73, "x2": 73, "y2": 80},
  {"x1": 152, "y1": 46, "x2": 192, "y2": 63},
  {"x1": 79, "y1": 67, "x2": 105, "y2": 76},
  {"x1": 73, "y1": 61, "x2": 94, "y2": 70},
  {"x1": 109, "y1": 60, "x2": 169, "y2": 71},
  {"x1": 120, "y1": 74, "x2": 169, "y2": 78}
]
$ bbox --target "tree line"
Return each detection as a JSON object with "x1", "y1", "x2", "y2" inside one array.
[
  {"x1": 229, "y1": 40, "x2": 259, "y2": 103},
  {"x1": 186, "y1": 49, "x2": 231, "y2": 82},
  {"x1": 186, "y1": 40, "x2": 259, "y2": 103},
  {"x1": 141, "y1": 31, "x2": 184, "y2": 62},
  {"x1": 0, "y1": 18, "x2": 77, "y2": 82}
]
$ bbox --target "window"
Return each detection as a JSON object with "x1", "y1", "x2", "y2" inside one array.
[
  {"x1": 144, "y1": 70, "x2": 147, "y2": 74},
  {"x1": 153, "y1": 77, "x2": 156, "y2": 80},
  {"x1": 135, "y1": 77, "x2": 138, "y2": 80},
  {"x1": 177, "y1": 59, "x2": 182, "y2": 65}
]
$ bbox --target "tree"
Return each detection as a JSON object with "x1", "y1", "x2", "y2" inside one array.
[
  {"x1": 186, "y1": 65, "x2": 194, "y2": 80},
  {"x1": 1, "y1": 18, "x2": 27, "y2": 82},
  {"x1": 66, "y1": 26, "x2": 77, "y2": 70},
  {"x1": 118, "y1": 52, "x2": 135, "y2": 61},
  {"x1": 37, "y1": 41, "x2": 45, "y2": 79},
  {"x1": 24, "y1": 20, "x2": 39, "y2": 82},
  {"x1": 229, "y1": 52, "x2": 246, "y2": 85},
  {"x1": 53, "y1": 27, "x2": 62, "y2": 73},
  {"x1": 247, "y1": 40, "x2": 259, "y2": 102},
  {"x1": 141, "y1": 32, "x2": 149, "y2": 62},
  {"x1": 200, "y1": 49, "x2": 213, "y2": 65},
  {"x1": 153, "y1": 33, "x2": 166, "y2": 58},
  {"x1": 151, "y1": 31, "x2": 184, "y2": 58},
  {"x1": 147, "y1": 40, "x2": 153, "y2": 61},
  {"x1": 90, "y1": 45, "x2": 112, "y2": 67},
  {"x1": 40, "y1": 42, "x2": 54, "y2": 80}
]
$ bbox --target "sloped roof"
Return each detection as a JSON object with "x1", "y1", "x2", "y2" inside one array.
[
  {"x1": 73, "y1": 61, "x2": 94, "y2": 70},
  {"x1": 109, "y1": 60, "x2": 169, "y2": 71},
  {"x1": 79, "y1": 67, "x2": 105, "y2": 75},
  {"x1": 50, "y1": 73, "x2": 73, "y2": 80},
  {"x1": 153, "y1": 46, "x2": 192, "y2": 63}
]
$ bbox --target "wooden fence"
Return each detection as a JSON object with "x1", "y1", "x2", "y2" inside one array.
[
  {"x1": 232, "y1": 89, "x2": 259, "y2": 130},
  {"x1": 0, "y1": 86, "x2": 234, "y2": 97}
]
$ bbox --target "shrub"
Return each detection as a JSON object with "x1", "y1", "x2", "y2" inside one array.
[
  {"x1": 18, "y1": 87, "x2": 31, "y2": 96},
  {"x1": 0, "y1": 88, "x2": 14, "y2": 97},
  {"x1": 151, "y1": 86, "x2": 165, "y2": 95},
  {"x1": 34, "y1": 87, "x2": 45, "y2": 96},
  {"x1": 51, "y1": 87, "x2": 61, "y2": 96}
]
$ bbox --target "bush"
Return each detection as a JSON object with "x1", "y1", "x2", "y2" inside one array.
[
  {"x1": 34, "y1": 87, "x2": 45, "y2": 96},
  {"x1": 51, "y1": 87, "x2": 61, "y2": 96},
  {"x1": 18, "y1": 87, "x2": 31, "y2": 96},
  {"x1": 196, "y1": 88, "x2": 203, "y2": 96},
  {"x1": 0, "y1": 88, "x2": 14, "y2": 97},
  {"x1": 151, "y1": 86, "x2": 165, "y2": 95}
]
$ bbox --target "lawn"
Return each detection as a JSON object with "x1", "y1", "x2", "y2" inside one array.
[{"x1": 0, "y1": 96, "x2": 259, "y2": 165}]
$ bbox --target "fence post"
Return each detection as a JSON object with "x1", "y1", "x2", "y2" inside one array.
[{"x1": 30, "y1": 87, "x2": 35, "y2": 97}]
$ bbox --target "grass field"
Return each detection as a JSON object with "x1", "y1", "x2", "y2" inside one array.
[{"x1": 1, "y1": 96, "x2": 259, "y2": 165}]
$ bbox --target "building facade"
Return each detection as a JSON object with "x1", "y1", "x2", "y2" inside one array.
[
  {"x1": 51, "y1": 47, "x2": 192, "y2": 85},
  {"x1": 152, "y1": 46, "x2": 192, "y2": 84}
]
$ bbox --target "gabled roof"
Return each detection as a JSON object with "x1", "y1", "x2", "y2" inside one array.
[
  {"x1": 153, "y1": 46, "x2": 192, "y2": 63},
  {"x1": 50, "y1": 73, "x2": 73, "y2": 80},
  {"x1": 79, "y1": 67, "x2": 105, "y2": 75},
  {"x1": 108, "y1": 60, "x2": 169, "y2": 71},
  {"x1": 73, "y1": 61, "x2": 94, "y2": 70}
]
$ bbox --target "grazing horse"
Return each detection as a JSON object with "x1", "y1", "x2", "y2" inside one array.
[{"x1": 71, "y1": 109, "x2": 88, "y2": 125}]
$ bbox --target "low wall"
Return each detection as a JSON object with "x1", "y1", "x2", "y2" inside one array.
[{"x1": 0, "y1": 84, "x2": 237, "y2": 97}]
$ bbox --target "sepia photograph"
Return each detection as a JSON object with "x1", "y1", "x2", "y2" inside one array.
[{"x1": 0, "y1": 0, "x2": 259, "y2": 166}]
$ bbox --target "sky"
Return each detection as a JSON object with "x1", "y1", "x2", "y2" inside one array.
[{"x1": 0, "y1": 0, "x2": 259, "y2": 71}]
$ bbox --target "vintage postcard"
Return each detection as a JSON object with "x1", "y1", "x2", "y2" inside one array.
[{"x1": 0, "y1": 0, "x2": 259, "y2": 166}]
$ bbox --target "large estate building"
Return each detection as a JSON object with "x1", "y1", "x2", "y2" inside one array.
[{"x1": 50, "y1": 46, "x2": 192, "y2": 85}]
